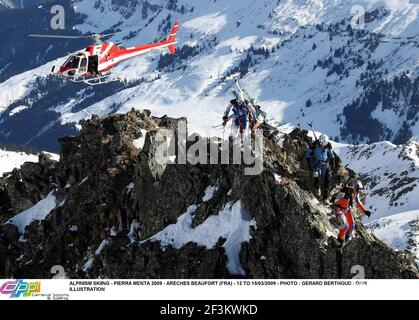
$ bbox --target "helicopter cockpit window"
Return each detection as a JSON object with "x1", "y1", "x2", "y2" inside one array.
[{"x1": 64, "y1": 55, "x2": 80, "y2": 69}]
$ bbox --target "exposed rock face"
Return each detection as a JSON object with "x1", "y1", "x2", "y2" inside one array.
[
  {"x1": 0, "y1": 153, "x2": 57, "y2": 223},
  {"x1": 0, "y1": 110, "x2": 417, "y2": 279}
]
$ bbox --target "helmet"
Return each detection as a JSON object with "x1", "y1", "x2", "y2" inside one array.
[
  {"x1": 319, "y1": 134, "x2": 329, "y2": 147},
  {"x1": 349, "y1": 179, "x2": 364, "y2": 192},
  {"x1": 251, "y1": 98, "x2": 258, "y2": 106}
]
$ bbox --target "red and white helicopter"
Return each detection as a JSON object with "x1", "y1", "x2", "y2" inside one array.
[{"x1": 29, "y1": 21, "x2": 179, "y2": 85}]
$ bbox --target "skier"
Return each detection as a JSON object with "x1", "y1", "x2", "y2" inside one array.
[
  {"x1": 222, "y1": 98, "x2": 251, "y2": 141},
  {"x1": 332, "y1": 179, "x2": 372, "y2": 247},
  {"x1": 305, "y1": 134, "x2": 335, "y2": 204}
]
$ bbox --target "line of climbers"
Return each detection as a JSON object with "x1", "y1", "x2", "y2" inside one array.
[
  {"x1": 304, "y1": 134, "x2": 372, "y2": 247},
  {"x1": 220, "y1": 78, "x2": 372, "y2": 248}
]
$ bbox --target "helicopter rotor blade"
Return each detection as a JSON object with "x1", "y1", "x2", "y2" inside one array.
[
  {"x1": 28, "y1": 28, "x2": 140, "y2": 43},
  {"x1": 98, "y1": 31, "x2": 125, "y2": 38},
  {"x1": 97, "y1": 28, "x2": 139, "y2": 39},
  {"x1": 28, "y1": 34, "x2": 89, "y2": 39}
]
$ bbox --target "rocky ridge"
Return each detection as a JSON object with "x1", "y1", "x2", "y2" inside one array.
[{"x1": 0, "y1": 109, "x2": 417, "y2": 279}]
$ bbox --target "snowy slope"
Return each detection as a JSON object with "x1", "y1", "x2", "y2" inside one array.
[
  {"x1": 367, "y1": 210, "x2": 419, "y2": 264},
  {"x1": 333, "y1": 139, "x2": 419, "y2": 262},
  {"x1": 145, "y1": 201, "x2": 257, "y2": 276},
  {"x1": 334, "y1": 140, "x2": 419, "y2": 221},
  {"x1": 270, "y1": 0, "x2": 418, "y2": 36},
  {"x1": 0, "y1": 57, "x2": 66, "y2": 114},
  {"x1": 0, "y1": 148, "x2": 59, "y2": 175},
  {"x1": 7, "y1": 191, "x2": 57, "y2": 234},
  {"x1": 0, "y1": 149, "x2": 38, "y2": 175}
]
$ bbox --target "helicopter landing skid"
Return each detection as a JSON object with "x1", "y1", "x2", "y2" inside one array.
[{"x1": 70, "y1": 73, "x2": 120, "y2": 86}]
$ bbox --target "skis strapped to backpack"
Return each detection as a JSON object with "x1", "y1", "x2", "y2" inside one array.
[{"x1": 235, "y1": 77, "x2": 254, "y2": 103}]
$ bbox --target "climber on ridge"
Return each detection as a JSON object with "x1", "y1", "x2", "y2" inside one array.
[
  {"x1": 222, "y1": 97, "x2": 252, "y2": 141},
  {"x1": 332, "y1": 179, "x2": 372, "y2": 247},
  {"x1": 305, "y1": 134, "x2": 335, "y2": 204}
]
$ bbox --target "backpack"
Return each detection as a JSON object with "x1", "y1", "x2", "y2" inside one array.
[{"x1": 330, "y1": 187, "x2": 353, "y2": 210}]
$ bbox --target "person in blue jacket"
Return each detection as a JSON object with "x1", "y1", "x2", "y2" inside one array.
[
  {"x1": 222, "y1": 99, "x2": 252, "y2": 141},
  {"x1": 305, "y1": 134, "x2": 335, "y2": 204}
]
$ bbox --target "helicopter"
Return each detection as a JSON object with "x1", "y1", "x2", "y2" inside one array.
[{"x1": 29, "y1": 21, "x2": 179, "y2": 85}]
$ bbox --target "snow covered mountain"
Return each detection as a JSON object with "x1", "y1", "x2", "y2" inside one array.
[
  {"x1": 0, "y1": 148, "x2": 59, "y2": 175},
  {"x1": 0, "y1": 0, "x2": 418, "y2": 268},
  {"x1": 368, "y1": 210, "x2": 418, "y2": 264},
  {"x1": 0, "y1": 0, "x2": 418, "y2": 151},
  {"x1": 333, "y1": 139, "x2": 419, "y2": 263},
  {"x1": 334, "y1": 140, "x2": 419, "y2": 220}
]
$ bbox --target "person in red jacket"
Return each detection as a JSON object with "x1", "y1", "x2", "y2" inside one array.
[{"x1": 333, "y1": 179, "x2": 372, "y2": 246}]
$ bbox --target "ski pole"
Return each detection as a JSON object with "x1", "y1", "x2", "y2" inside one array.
[{"x1": 308, "y1": 121, "x2": 318, "y2": 141}]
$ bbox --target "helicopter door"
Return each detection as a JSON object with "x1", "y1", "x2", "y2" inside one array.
[
  {"x1": 87, "y1": 55, "x2": 99, "y2": 74},
  {"x1": 79, "y1": 57, "x2": 88, "y2": 74}
]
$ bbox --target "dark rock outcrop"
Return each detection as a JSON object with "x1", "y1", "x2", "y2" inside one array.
[
  {"x1": 0, "y1": 153, "x2": 57, "y2": 223},
  {"x1": 0, "y1": 109, "x2": 417, "y2": 279}
]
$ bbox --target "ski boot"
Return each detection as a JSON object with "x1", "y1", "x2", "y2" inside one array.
[{"x1": 345, "y1": 232, "x2": 355, "y2": 243}]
